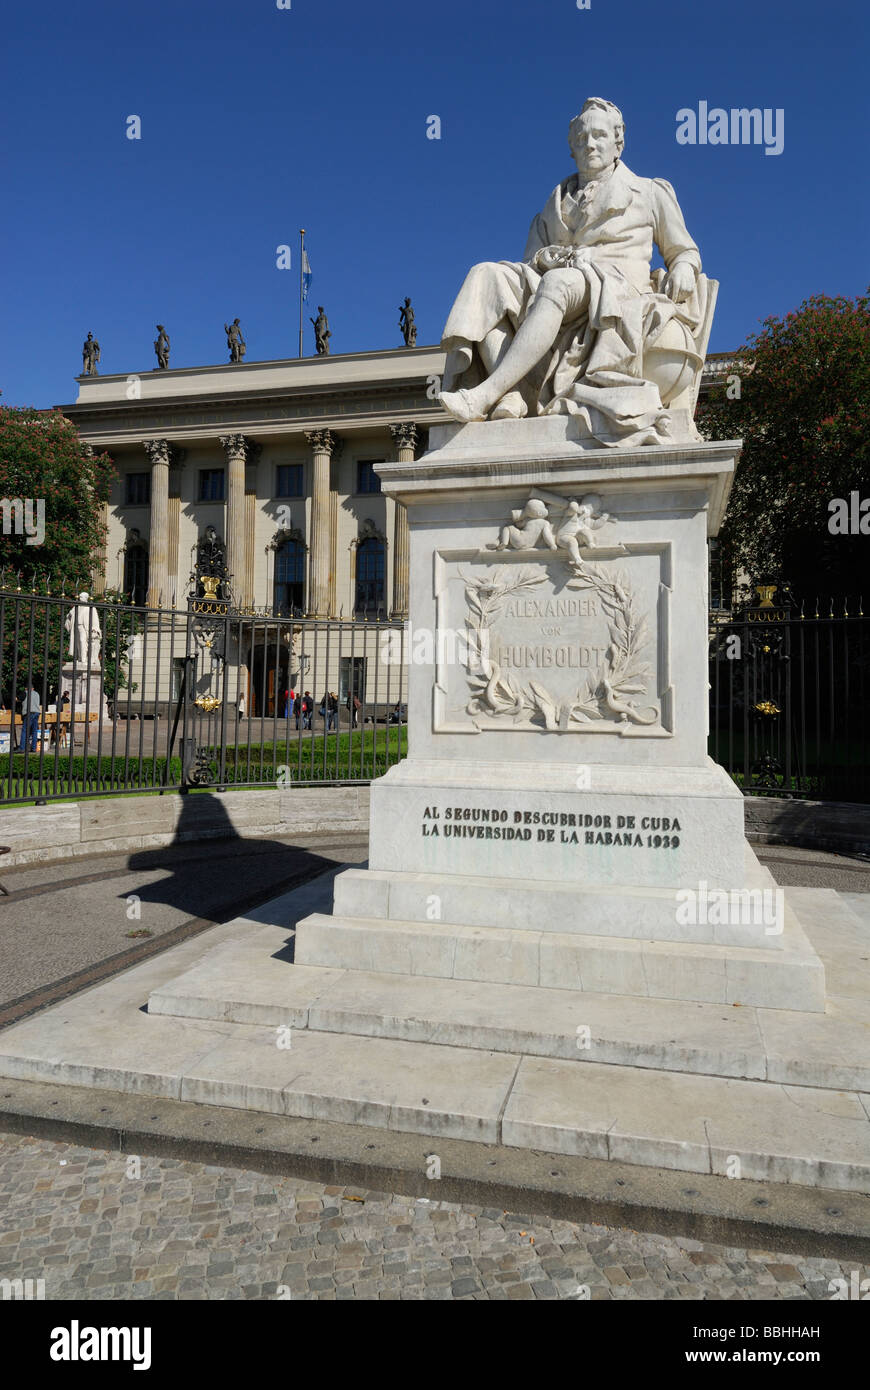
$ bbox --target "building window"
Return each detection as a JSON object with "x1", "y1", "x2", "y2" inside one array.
[
  {"x1": 340, "y1": 656, "x2": 367, "y2": 704},
  {"x1": 123, "y1": 536, "x2": 149, "y2": 606},
  {"x1": 170, "y1": 656, "x2": 188, "y2": 703},
  {"x1": 355, "y1": 536, "x2": 385, "y2": 616},
  {"x1": 276, "y1": 464, "x2": 304, "y2": 497},
  {"x1": 199, "y1": 469, "x2": 225, "y2": 501},
  {"x1": 125, "y1": 472, "x2": 151, "y2": 506},
  {"x1": 356, "y1": 460, "x2": 383, "y2": 495},
  {"x1": 274, "y1": 538, "x2": 306, "y2": 616}
]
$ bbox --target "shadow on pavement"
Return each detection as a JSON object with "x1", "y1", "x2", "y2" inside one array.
[{"x1": 125, "y1": 791, "x2": 361, "y2": 926}]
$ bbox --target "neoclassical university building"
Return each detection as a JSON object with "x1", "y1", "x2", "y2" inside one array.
[
  {"x1": 63, "y1": 346, "x2": 448, "y2": 621},
  {"x1": 61, "y1": 345, "x2": 732, "y2": 715}
]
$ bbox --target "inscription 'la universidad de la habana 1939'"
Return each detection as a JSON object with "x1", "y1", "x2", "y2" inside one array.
[{"x1": 421, "y1": 804, "x2": 681, "y2": 849}]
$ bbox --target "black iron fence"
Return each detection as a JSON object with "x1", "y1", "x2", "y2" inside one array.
[
  {"x1": 0, "y1": 590, "x2": 408, "y2": 803},
  {"x1": 1, "y1": 589, "x2": 867, "y2": 806},
  {"x1": 709, "y1": 596, "x2": 870, "y2": 803}
]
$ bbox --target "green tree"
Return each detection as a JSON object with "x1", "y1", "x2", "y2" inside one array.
[
  {"x1": 0, "y1": 406, "x2": 115, "y2": 706},
  {"x1": 698, "y1": 291, "x2": 870, "y2": 601}
]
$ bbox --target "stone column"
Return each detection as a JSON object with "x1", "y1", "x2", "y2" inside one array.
[
  {"x1": 81, "y1": 446, "x2": 108, "y2": 596},
  {"x1": 167, "y1": 496, "x2": 180, "y2": 607},
  {"x1": 143, "y1": 439, "x2": 171, "y2": 608},
  {"x1": 328, "y1": 488, "x2": 339, "y2": 617},
  {"x1": 389, "y1": 422, "x2": 418, "y2": 620},
  {"x1": 91, "y1": 500, "x2": 108, "y2": 596},
  {"x1": 220, "y1": 434, "x2": 248, "y2": 602},
  {"x1": 305, "y1": 429, "x2": 340, "y2": 618}
]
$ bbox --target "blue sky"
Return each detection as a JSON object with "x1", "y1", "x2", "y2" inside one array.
[{"x1": 1, "y1": 0, "x2": 867, "y2": 407}]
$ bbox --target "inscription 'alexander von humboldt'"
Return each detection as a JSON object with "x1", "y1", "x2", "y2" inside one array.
[{"x1": 499, "y1": 594, "x2": 606, "y2": 671}]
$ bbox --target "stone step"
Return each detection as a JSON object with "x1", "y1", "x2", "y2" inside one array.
[
  {"x1": 501, "y1": 1055, "x2": 870, "y2": 1190},
  {"x1": 147, "y1": 926, "x2": 861, "y2": 1088},
  {"x1": 293, "y1": 910, "x2": 826, "y2": 1012},
  {"x1": 2, "y1": 991, "x2": 868, "y2": 1190},
  {"x1": 332, "y1": 848, "x2": 795, "y2": 951}
]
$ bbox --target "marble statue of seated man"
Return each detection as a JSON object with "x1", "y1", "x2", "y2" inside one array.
[{"x1": 438, "y1": 97, "x2": 707, "y2": 447}]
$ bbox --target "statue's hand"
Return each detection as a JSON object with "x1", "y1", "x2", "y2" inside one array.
[
  {"x1": 662, "y1": 262, "x2": 695, "y2": 303},
  {"x1": 534, "y1": 245, "x2": 575, "y2": 273}
]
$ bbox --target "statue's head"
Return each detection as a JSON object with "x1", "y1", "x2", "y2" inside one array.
[
  {"x1": 569, "y1": 98, "x2": 625, "y2": 174},
  {"x1": 156, "y1": 324, "x2": 164, "y2": 331},
  {"x1": 523, "y1": 499, "x2": 548, "y2": 520},
  {"x1": 78, "y1": 591, "x2": 89, "y2": 602},
  {"x1": 205, "y1": 525, "x2": 216, "y2": 541}
]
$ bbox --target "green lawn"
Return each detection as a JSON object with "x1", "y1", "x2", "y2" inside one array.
[{"x1": 0, "y1": 726, "x2": 408, "y2": 803}]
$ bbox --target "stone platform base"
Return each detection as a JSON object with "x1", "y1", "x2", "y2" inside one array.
[
  {"x1": 293, "y1": 841, "x2": 826, "y2": 1013},
  {"x1": 0, "y1": 872, "x2": 867, "y2": 1193}
]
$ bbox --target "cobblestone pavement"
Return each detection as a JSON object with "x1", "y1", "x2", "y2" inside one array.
[{"x1": 0, "y1": 1133, "x2": 866, "y2": 1301}]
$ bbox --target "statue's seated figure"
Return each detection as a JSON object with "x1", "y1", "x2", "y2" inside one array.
[{"x1": 439, "y1": 97, "x2": 716, "y2": 447}]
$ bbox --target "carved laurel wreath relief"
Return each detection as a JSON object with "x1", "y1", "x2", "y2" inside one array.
[{"x1": 460, "y1": 493, "x2": 659, "y2": 731}]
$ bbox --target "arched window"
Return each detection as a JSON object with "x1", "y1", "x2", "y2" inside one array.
[
  {"x1": 355, "y1": 536, "x2": 385, "y2": 617},
  {"x1": 123, "y1": 533, "x2": 148, "y2": 606},
  {"x1": 274, "y1": 538, "x2": 306, "y2": 616}
]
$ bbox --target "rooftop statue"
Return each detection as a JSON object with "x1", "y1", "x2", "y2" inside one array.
[
  {"x1": 224, "y1": 318, "x2": 246, "y2": 364},
  {"x1": 81, "y1": 332, "x2": 100, "y2": 376},
  {"x1": 154, "y1": 324, "x2": 170, "y2": 369},
  {"x1": 399, "y1": 297, "x2": 417, "y2": 348},
  {"x1": 311, "y1": 307, "x2": 331, "y2": 356},
  {"x1": 438, "y1": 98, "x2": 716, "y2": 447}
]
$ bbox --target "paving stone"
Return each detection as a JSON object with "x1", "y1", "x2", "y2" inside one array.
[
  {"x1": 451, "y1": 1276, "x2": 480, "y2": 1296},
  {"x1": 0, "y1": 1132, "x2": 864, "y2": 1301}
]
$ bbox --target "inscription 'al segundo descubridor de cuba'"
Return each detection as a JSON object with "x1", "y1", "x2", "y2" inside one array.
[{"x1": 420, "y1": 804, "x2": 681, "y2": 850}]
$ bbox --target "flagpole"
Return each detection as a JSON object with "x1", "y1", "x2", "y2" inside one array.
[{"x1": 298, "y1": 228, "x2": 306, "y2": 358}]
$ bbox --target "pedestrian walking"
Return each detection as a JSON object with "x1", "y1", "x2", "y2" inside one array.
[
  {"x1": 18, "y1": 684, "x2": 41, "y2": 753},
  {"x1": 327, "y1": 691, "x2": 338, "y2": 732},
  {"x1": 302, "y1": 691, "x2": 313, "y2": 730}
]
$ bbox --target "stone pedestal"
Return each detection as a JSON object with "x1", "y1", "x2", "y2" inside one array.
[
  {"x1": 107, "y1": 415, "x2": 859, "y2": 1193},
  {"x1": 60, "y1": 665, "x2": 110, "y2": 722},
  {"x1": 295, "y1": 418, "x2": 826, "y2": 1012}
]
